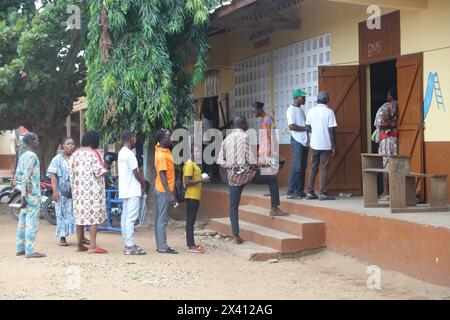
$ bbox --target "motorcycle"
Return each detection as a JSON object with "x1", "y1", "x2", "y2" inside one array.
[
  {"x1": 0, "y1": 186, "x2": 14, "y2": 203},
  {"x1": 8, "y1": 180, "x2": 56, "y2": 225}
]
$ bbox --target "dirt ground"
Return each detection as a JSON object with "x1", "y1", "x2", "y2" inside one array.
[{"x1": 1, "y1": 204, "x2": 450, "y2": 300}]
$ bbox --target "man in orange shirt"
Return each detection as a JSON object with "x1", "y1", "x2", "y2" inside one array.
[{"x1": 154, "y1": 129, "x2": 178, "y2": 254}]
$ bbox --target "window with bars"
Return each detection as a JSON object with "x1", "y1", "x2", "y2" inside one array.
[{"x1": 274, "y1": 33, "x2": 332, "y2": 144}]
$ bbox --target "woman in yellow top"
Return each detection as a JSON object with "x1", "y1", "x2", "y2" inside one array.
[{"x1": 183, "y1": 145, "x2": 210, "y2": 253}]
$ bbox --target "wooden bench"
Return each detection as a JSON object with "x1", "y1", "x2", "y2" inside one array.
[
  {"x1": 391, "y1": 173, "x2": 448, "y2": 213},
  {"x1": 362, "y1": 154, "x2": 449, "y2": 213},
  {"x1": 362, "y1": 154, "x2": 410, "y2": 208}
]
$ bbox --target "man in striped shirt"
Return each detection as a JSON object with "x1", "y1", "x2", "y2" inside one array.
[{"x1": 217, "y1": 116, "x2": 287, "y2": 245}]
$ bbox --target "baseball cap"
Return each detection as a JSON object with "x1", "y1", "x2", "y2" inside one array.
[
  {"x1": 293, "y1": 89, "x2": 309, "y2": 98},
  {"x1": 317, "y1": 91, "x2": 330, "y2": 102}
]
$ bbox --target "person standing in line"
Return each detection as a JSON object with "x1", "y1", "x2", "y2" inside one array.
[
  {"x1": 69, "y1": 131, "x2": 109, "y2": 253},
  {"x1": 286, "y1": 89, "x2": 310, "y2": 199},
  {"x1": 154, "y1": 129, "x2": 178, "y2": 254},
  {"x1": 305, "y1": 91, "x2": 337, "y2": 201},
  {"x1": 183, "y1": 145, "x2": 210, "y2": 253},
  {"x1": 15, "y1": 132, "x2": 45, "y2": 258},
  {"x1": 47, "y1": 137, "x2": 85, "y2": 247},
  {"x1": 118, "y1": 130, "x2": 147, "y2": 256}
]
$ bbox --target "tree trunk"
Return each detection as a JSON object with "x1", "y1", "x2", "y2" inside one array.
[{"x1": 35, "y1": 128, "x2": 63, "y2": 178}]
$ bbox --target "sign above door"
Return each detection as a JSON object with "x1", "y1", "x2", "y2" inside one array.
[{"x1": 358, "y1": 11, "x2": 401, "y2": 65}]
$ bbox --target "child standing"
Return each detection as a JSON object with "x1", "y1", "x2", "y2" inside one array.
[{"x1": 183, "y1": 145, "x2": 209, "y2": 253}]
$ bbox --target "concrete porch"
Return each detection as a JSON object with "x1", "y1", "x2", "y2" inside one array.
[{"x1": 196, "y1": 183, "x2": 450, "y2": 287}]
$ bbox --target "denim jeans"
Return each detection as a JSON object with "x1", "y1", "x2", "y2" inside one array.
[
  {"x1": 287, "y1": 138, "x2": 309, "y2": 196},
  {"x1": 155, "y1": 191, "x2": 171, "y2": 251},
  {"x1": 229, "y1": 173, "x2": 280, "y2": 236},
  {"x1": 121, "y1": 196, "x2": 141, "y2": 247}
]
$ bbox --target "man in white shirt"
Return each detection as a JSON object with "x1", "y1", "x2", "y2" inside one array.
[
  {"x1": 286, "y1": 89, "x2": 310, "y2": 199},
  {"x1": 305, "y1": 91, "x2": 337, "y2": 201},
  {"x1": 118, "y1": 130, "x2": 146, "y2": 255}
]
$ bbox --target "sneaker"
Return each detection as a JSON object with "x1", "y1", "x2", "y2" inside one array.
[
  {"x1": 319, "y1": 195, "x2": 336, "y2": 201},
  {"x1": 16, "y1": 251, "x2": 25, "y2": 256},
  {"x1": 306, "y1": 193, "x2": 319, "y2": 200},
  {"x1": 233, "y1": 235, "x2": 244, "y2": 245},
  {"x1": 287, "y1": 194, "x2": 302, "y2": 200},
  {"x1": 270, "y1": 208, "x2": 289, "y2": 217},
  {"x1": 298, "y1": 192, "x2": 307, "y2": 198},
  {"x1": 124, "y1": 246, "x2": 146, "y2": 255}
]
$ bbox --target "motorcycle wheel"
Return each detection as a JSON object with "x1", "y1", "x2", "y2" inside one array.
[
  {"x1": 43, "y1": 197, "x2": 57, "y2": 225},
  {"x1": 0, "y1": 189, "x2": 12, "y2": 203},
  {"x1": 9, "y1": 193, "x2": 21, "y2": 221}
]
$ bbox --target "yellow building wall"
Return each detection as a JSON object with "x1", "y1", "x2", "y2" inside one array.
[
  {"x1": 423, "y1": 49, "x2": 450, "y2": 142},
  {"x1": 400, "y1": 0, "x2": 450, "y2": 142},
  {"x1": 197, "y1": 0, "x2": 450, "y2": 140}
]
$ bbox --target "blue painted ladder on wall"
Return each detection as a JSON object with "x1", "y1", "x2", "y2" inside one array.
[
  {"x1": 424, "y1": 72, "x2": 446, "y2": 119},
  {"x1": 433, "y1": 73, "x2": 445, "y2": 111}
]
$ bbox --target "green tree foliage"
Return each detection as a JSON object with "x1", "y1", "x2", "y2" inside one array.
[
  {"x1": 85, "y1": 0, "x2": 219, "y2": 142},
  {"x1": 0, "y1": 0, "x2": 87, "y2": 171}
]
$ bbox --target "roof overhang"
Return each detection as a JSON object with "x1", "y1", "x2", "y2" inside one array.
[
  {"x1": 71, "y1": 97, "x2": 87, "y2": 113},
  {"x1": 209, "y1": 0, "x2": 302, "y2": 37}
]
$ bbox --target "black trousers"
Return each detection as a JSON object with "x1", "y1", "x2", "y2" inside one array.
[
  {"x1": 185, "y1": 199, "x2": 200, "y2": 248},
  {"x1": 229, "y1": 173, "x2": 280, "y2": 236}
]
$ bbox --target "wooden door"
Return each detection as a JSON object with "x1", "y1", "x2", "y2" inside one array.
[
  {"x1": 396, "y1": 53, "x2": 425, "y2": 199},
  {"x1": 319, "y1": 66, "x2": 363, "y2": 195}
]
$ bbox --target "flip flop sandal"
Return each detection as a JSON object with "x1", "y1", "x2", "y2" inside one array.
[
  {"x1": 89, "y1": 247, "x2": 108, "y2": 254},
  {"x1": 157, "y1": 247, "x2": 178, "y2": 254},
  {"x1": 59, "y1": 241, "x2": 69, "y2": 247},
  {"x1": 82, "y1": 239, "x2": 91, "y2": 245},
  {"x1": 188, "y1": 245, "x2": 205, "y2": 253}
]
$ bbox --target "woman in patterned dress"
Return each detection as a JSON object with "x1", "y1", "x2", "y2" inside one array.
[
  {"x1": 48, "y1": 137, "x2": 90, "y2": 247},
  {"x1": 374, "y1": 87, "x2": 398, "y2": 200},
  {"x1": 69, "y1": 131, "x2": 109, "y2": 254}
]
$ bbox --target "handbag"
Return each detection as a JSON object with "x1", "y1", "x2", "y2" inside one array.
[
  {"x1": 371, "y1": 128, "x2": 381, "y2": 144},
  {"x1": 60, "y1": 179, "x2": 72, "y2": 199},
  {"x1": 175, "y1": 171, "x2": 186, "y2": 203}
]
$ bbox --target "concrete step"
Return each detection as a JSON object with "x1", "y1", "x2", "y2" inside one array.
[
  {"x1": 209, "y1": 218, "x2": 318, "y2": 254},
  {"x1": 239, "y1": 205, "x2": 325, "y2": 241},
  {"x1": 202, "y1": 235, "x2": 281, "y2": 262}
]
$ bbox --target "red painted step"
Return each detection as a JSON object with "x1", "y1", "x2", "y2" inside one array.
[
  {"x1": 209, "y1": 218, "x2": 322, "y2": 254},
  {"x1": 239, "y1": 205, "x2": 325, "y2": 244}
]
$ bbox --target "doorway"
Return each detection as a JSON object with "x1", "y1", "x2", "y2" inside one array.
[{"x1": 369, "y1": 60, "x2": 397, "y2": 153}]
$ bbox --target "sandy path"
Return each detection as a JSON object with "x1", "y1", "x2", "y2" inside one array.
[{"x1": 0, "y1": 205, "x2": 449, "y2": 300}]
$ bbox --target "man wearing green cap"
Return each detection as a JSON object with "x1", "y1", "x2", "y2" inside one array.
[{"x1": 286, "y1": 89, "x2": 310, "y2": 199}]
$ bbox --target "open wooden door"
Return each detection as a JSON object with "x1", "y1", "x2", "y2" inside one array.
[
  {"x1": 319, "y1": 66, "x2": 363, "y2": 196},
  {"x1": 396, "y1": 53, "x2": 425, "y2": 199}
]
